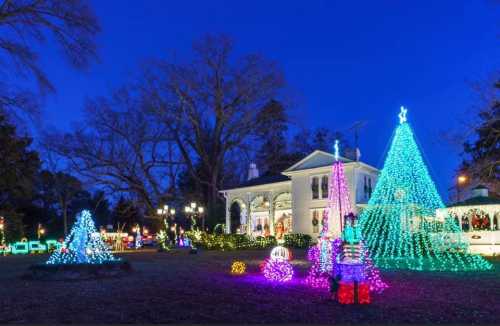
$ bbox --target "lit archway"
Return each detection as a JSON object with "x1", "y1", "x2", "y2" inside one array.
[
  {"x1": 230, "y1": 198, "x2": 247, "y2": 234},
  {"x1": 274, "y1": 192, "x2": 292, "y2": 240},
  {"x1": 250, "y1": 195, "x2": 270, "y2": 237}
]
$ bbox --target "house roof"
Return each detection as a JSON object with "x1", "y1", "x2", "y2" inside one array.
[
  {"x1": 284, "y1": 150, "x2": 352, "y2": 172},
  {"x1": 447, "y1": 196, "x2": 500, "y2": 207},
  {"x1": 235, "y1": 174, "x2": 291, "y2": 188},
  {"x1": 220, "y1": 149, "x2": 378, "y2": 192}
]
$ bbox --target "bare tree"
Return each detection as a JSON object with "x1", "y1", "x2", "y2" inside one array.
[
  {"x1": 441, "y1": 75, "x2": 499, "y2": 193},
  {"x1": 462, "y1": 79, "x2": 499, "y2": 192},
  {"x1": 141, "y1": 34, "x2": 286, "y2": 219},
  {"x1": 43, "y1": 86, "x2": 183, "y2": 214},
  {"x1": 0, "y1": 0, "x2": 99, "y2": 115}
]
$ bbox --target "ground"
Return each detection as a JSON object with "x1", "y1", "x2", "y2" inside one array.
[{"x1": 0, "y1": 249, "x2": 499, "y2": 324}]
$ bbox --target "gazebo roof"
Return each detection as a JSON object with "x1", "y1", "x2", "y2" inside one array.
[{"x1": 447, "y1": 196, "x2": 500, "y2": 208}]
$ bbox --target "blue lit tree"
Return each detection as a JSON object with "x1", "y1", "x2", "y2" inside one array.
[
  {"x1": 47, "y1": 210, "x2": 118, "y2": 264},
  {"x1": 360, "y1": 108, "x2": 491, "y2": 271}
]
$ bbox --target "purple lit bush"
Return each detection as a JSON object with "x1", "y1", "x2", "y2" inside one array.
[
  {"x1": 307, "y1": 245, "x2": 319, "y2": 262},
  {"x1": 263, "y1": 258, "x2": 294, "y2": 282}
]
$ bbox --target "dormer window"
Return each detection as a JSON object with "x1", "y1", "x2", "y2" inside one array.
[
  {"x1": 321, "y1": 175, "x2": 329, "y2": 199},
  {"x1": 311, "y1": 177, "x2": 319, "y2": 199}
]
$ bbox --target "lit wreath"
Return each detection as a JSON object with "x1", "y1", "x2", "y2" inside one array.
[{"x1": 465, "y1": 209, "x2": 490, "y2": 231}]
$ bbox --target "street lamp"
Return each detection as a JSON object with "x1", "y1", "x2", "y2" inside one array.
[
  {"x1": 157, "y1": 204, "x2": 177, "y2": 247},
  {"x1": 457, "y1": 174, "x2": 468, "y2": 202},
  {"x1": 0, "y1": 217, "x2": 5, "y2": 248},
  {"x1": 184, "y1": 202, "x2": 205, "y2": 231}
]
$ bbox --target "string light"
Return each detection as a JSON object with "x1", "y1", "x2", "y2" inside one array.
[
  {"x1": 46, "y1": 210, "x2": 119, "y2": 265},
  {"x1": 360, "y1": 109, "x2": 492, "y2": 271}
]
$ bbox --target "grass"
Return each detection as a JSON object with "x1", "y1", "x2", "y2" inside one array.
[{"x1": 0, "y1": 249, "x2": 498, "y2": 324}]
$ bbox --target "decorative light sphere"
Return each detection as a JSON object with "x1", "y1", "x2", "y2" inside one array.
[
  {"x1": 270, "y1": 246, "x2": 292, "y2": 261},
  {"x1": 263, "y1": 258, "x2": 294, "y2": 282},
  {"x1": 230, "y1": 261, "x2": 246, "y2": 275}
]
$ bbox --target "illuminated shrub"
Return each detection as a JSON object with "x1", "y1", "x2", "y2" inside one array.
[
  {"x1": 284, "y1": 234, "x2": 312, "y2": 249},
  {"x1": 230, "y1": 261, "x2": 246, "y2": 275}
]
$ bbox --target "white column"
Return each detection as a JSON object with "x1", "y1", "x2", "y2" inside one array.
[
  {"x1": 269, "y1": 191, "x2": 275, "y2": 236},
  {"x1": 223, "y1": 192, "x2": 231, "y2": 234},
  {"x1": 489, "y1": 209, "x2": 494, "y2": 231},
  {"x1": 246, "y1": 193, "x2": 252, "y2": 236}
]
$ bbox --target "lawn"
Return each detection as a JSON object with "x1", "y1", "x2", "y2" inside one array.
[{"x1": 0, "y1": 249, "x2": 499, "y2": 324}]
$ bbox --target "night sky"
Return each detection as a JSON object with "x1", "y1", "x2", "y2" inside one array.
[{"x1": 36, "y1": 1, "x2": 499, "y2": 200}]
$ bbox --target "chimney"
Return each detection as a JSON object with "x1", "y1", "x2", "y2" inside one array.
[
  {"x1": 247, "y1": 163, "x2": 259, "y2": 181},
  {"x1": 356, "y1": 147, "x2": 361, "y2": 162},
  {"x1": 471, "y1": 185, "x2": 489, "y2": 198}
]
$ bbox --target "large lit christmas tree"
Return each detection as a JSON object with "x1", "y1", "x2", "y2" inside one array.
[
  {"x1": 360, "y1": 107, "x2": 492, "y2": 271},
  {"x1": 47, "y1": 210, "x2": 119, "y2": 265}
]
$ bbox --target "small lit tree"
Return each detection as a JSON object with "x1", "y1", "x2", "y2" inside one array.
[{"x1": 47, "y1": 210, "x2": 118, "y2": 264}]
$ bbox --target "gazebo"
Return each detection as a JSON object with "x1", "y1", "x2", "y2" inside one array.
[{"x1": 442, "y1": 185, "x2": 500, "y2": 255}]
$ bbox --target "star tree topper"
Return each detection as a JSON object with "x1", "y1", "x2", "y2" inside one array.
[
  {"x1": 399, "y1": 106, "x2": 408, "y2": 124},
  {"x1": 334, "y1": 139, "x2": 340, "y2": 161}
]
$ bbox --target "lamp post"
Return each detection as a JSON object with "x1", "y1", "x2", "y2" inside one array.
[
  {"x1": 132, "y1": 223, "x2": 142, "y2": 249},
  {"x1": 157, "y1": 205, "x2": 176, "y2": 246},
  {"x1": 184, "y1": 202, "x2": 205, "y2": 231},
  {"x1": 0, "y1": 217, "x2": 5, "y2": 248},
  {"x1": 457, "y1": 174, "x2": 467, "y2": 203},
  {"x1": 37, "y1": 223, "x2": 46, "y2": 240}
]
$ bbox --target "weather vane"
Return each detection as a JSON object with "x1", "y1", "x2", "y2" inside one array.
[
  {"x1": 334, "y1": 139, "x2": 340, "y2": 161},
  {"x1": 399, "y1": 106, "x2": 408, "y2": 124}
]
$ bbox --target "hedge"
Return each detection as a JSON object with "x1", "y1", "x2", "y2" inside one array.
[
  {"x1": 184, "y1": 231, "x2": 311, "y2": 251},
  {"x1": 284, "y1": 233, "x2": 312, "y2": 248}
]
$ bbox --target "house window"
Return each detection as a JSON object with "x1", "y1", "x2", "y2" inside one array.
[
  {"x1": 311, "y1": 177, "x2": 319, "y2": 199},
  {"x1": 368, "y1": 177, "x2": 373, "y2": 198},
  {"x1": 321, "y1": 175, "x2": 329, "y2": 199},
  {"x1": 364, "y1": 176, "x2": 368, "y2": 200}
]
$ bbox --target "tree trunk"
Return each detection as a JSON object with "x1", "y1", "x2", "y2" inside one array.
[
  {"x1": 206, "y1": 171, "x2": 220, "y2": 231},
  {"x1": 62, "y1": 199, "x2": 68, "y2": 236}
]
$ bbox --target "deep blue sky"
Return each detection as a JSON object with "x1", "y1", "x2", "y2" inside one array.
[{"x1": 37, "y1": 1, "x2": 499, "y2": 200}]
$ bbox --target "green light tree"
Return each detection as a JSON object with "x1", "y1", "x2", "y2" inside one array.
[{"x1": 360, "y1": 108, "x2": 492, "y2": 271}]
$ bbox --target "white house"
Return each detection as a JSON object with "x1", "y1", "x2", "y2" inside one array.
[{"x1": 220, "y1": 150, "x2": 379, "y2": 240}]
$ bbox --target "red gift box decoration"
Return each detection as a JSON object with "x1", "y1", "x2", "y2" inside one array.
[{"x1": 338, "y1": 282, "x2": 371, "y2": 304}]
